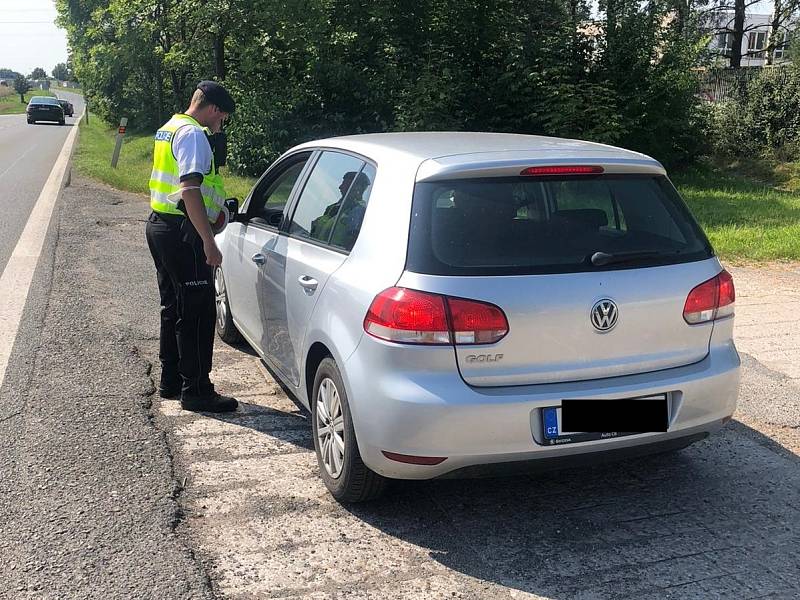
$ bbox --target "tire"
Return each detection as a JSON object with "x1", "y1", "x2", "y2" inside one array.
[
  {"x1": 28, "y1": 119, "x2": 34, "y2": 124},
  {"x1": 312, "y1": 357, "x2": 387, "y2": 502},
  {"x1": 214, "y1": 267, "x2": 242, "y2": 344},
  {"x1": 59, "y1": 120, "x2": 65, "y2": 126}
]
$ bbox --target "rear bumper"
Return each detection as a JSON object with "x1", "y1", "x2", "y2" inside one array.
[
  {"x1": 28, "y1": 111, "x2": 63, "y2": 121},
  {"x1": 436, "y1": 430, "x2": 711, "y2": 479},
  {"x1": 343, "y1": 324, "x2": 740, "y2": 480}
]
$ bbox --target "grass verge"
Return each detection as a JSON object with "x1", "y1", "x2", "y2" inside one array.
[
  {"x1": 75, "y1": 116, "x2": 256, "y2": 200},
  {"x1": 673, "y1": 158, "x2": 800, "y2": 263},
  {"x1": 0, "y1": 88, "x2": 55, "y2": 115},
  {"x1": 75, "y1": 116, "x2": 798, "y2": 263}
]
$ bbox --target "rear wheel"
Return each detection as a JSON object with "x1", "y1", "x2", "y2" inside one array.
[
  {"x1": 312, "y1": 357, "x2": 386, "y2": 502},
  {"x1": 28, "y1": 119, "x2": 34, "y2": 124},
  {"x1": 214, "y1": 267, "x2": 242, "y2": 344},
  {"x1": 59, "y1": 119, "x2": 65, "y2": 126}
]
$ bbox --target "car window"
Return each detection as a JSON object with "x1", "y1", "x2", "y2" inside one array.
[
  {"x1": 408, "y1": 175, "x2": 713, "y2": 276},
  {"x1": 289, "y1": 151, "x2": 366, "y2": 245},
  {"x1": 328, "y1": 163, "x2": 376, "y2": 252},
  {"x1": 247, "y1": 155, "x2": 310, "y2": 224},
  {"x1": 30, "y1": 97, "x2": 58, "y2": 105}
]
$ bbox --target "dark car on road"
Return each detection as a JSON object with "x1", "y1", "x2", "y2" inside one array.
[
  {"x1": 57, "y1": 99, "x2": 74, "y2": 117},
  {"x1": 27, "y1": 96, "x2": 65, "y2": 125}
]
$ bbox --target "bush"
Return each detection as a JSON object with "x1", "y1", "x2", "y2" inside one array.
[
  {"x1": 747, "y1": 64, "x2": 800, "y2": 153},
  {"x1": 708, "y1": 100, "x2": 758, "y2": 158},
  {"x1": 708, "y1": 65, "x2": 800, "y2": 161}
]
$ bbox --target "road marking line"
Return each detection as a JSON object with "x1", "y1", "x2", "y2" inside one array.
[
  {"x1": 0, "y1": 144, "x2": 38, "y2": 182},
  {"x1": 0, "y1": 114, "x2": 81, "y2": 390}
]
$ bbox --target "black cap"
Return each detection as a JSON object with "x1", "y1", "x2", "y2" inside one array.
[{"x1": 196, "y1": 80, "x2": 235, "y2": 114}]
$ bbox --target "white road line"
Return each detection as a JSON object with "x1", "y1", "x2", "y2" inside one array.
[
  {"x1": 0, "y1": 115, "x2": 82, "y2": 390},
  {"x1": 0, "y1": 144, "x2": 38, "y2": 182}
]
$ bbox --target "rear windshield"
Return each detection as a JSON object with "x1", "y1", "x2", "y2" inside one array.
[
  {"x1": 407, "y1": 175, "x2": 713, "y2": 276},
  {"x1": 30, "y1": 97, "x2": 58, "y2": 105}
]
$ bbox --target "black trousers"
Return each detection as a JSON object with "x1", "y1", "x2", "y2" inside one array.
[{"x1": 145, "y1": 211, "x2": 215, "y2": 395}]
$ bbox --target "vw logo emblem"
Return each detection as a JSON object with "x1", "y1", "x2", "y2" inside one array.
[{"x1": 591, "y1": 299, "x2": 618, "y2": 332}]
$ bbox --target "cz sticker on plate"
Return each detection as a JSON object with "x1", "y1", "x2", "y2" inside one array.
[{"x1": 542, "y1": 395, "x2": 668, "y2": 445}]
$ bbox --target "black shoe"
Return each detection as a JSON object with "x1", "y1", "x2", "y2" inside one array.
[{"x1": 180, "y1": 391, "x2": 238, "y2": 413}]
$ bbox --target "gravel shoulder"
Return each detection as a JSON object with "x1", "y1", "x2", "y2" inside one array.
[{"x1": 0, "y1": 176, "x2": 214, "y2": 599}]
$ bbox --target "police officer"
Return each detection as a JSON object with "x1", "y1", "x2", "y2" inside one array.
[{"x1": 145, "y1": 81, "x2": 237, "y2": 412}]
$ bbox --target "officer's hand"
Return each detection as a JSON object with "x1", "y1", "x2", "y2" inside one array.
[{"x1": 204, "y1": 239, "x2": 223, "y2": 267}]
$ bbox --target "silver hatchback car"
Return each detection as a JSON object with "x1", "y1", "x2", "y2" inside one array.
[{"x1": 215, "y1": 133, "x2": 740, "y2": 502}]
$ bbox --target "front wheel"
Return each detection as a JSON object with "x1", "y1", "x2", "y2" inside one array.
[
  {"x1": 214, "y1": 267, "x2": 242, "y2": 344},
  {"x1": 312, "y1": 357, "x2": 386, "y2": 503}
]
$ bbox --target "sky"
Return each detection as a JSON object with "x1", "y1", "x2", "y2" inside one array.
[{"x1": 0, "y1": 0, "x2": 68, "y2": 76}]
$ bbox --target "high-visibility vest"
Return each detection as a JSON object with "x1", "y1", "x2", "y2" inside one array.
[{"x1": 149, "y1": 113, "x2": 226, "y2": 221}]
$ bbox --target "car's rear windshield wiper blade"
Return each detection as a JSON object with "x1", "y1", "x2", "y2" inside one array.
[{"x1": 590, "y1": 250, "x2": 662, "y2": 267}]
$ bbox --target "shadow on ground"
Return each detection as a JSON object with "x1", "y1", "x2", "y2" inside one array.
[
  {"x1": 200, "y1": 389, "x2": 800, "y2": 598},
  {"x1": 188, "y1": 335, "x2": 800, "y2": 598},
  {"x1": 340, "y1": 423, "x2": 800, "y2": 598}
]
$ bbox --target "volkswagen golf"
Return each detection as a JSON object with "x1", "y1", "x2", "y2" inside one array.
[{"x1": 214, "y1": 133, "x2": 740, "y2": 502}]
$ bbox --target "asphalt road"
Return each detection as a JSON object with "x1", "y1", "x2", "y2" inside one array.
[
  {"x1": 0, "y1": 103, "x2": 214, "y2": 598},
  {"x1": 0, "y1": 90, "x2": 83, "y2": 275},
  {"x1": 0, "y1": 165, "x2": 798, "y2": 598}
]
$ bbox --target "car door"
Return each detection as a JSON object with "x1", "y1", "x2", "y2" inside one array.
[
  {"x1": 263, "y1": 150, "x2": 371, "y2": 385},
  {"x1": 224, "y1": 153, "x2": 313, "y2": 353}
]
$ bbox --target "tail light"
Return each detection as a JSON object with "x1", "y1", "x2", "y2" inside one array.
[
  {"x1": 683, "y1": 270, "x2": 735, "y2": 324},
  {"x1": 364, "y1": 287, "x2": 508, "y2": 345}
]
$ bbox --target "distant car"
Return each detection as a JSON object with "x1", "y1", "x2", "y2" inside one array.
[
  {"x1": 57, "y1": 99, "x2": 74, "y2": 117},
  {"x1": 27, "y1": 96, "x2": 64, "y2": 125}
]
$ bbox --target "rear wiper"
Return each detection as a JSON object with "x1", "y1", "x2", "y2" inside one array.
[{"x1": 590, "y1": 250, "x2": 661, "y2": 267}]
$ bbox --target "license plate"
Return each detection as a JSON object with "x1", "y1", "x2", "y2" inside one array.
[{"x1": 542, "y1": 395, "x2": 667, "y2": 445}]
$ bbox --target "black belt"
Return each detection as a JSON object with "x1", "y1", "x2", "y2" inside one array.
[
  {"x1": 149, "y1": 211, "x2": 186, "y2": 224},
  {"x1": 149, "y1": 210, "x2": 203, "y2": 244}
]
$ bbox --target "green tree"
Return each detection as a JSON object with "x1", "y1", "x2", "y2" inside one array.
[
  {"x1": 52, "y1": 62, "x2": 72, "y2": 80},
  {"x1": 56, "y1": 0, "x2": 216, "y2": 128},
  {"x1": 596, "y1": 0, "x2": 708, "y2": 163},
  {"x1": 30, "y1": 67, "x2": 47, "y2": 80},
  {"x1": 14, "y1": 75, "x2": 30, "y2": 102},
  {"x1": 0, "y1": 68, "x2": 22, "y2": 79},
  {"x1": 57, "y1": 0, "x2": 712, "y2": 170}
]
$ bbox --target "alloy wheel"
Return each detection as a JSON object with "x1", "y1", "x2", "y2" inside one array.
[{"x1": 316, "y1": 378, "x2": 345, "y2": 479}]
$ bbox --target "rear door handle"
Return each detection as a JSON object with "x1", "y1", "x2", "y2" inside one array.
[
  {"x1": 251, "y1": 253, "x2": 266, "y2": 265},
  {"x1": 298, "y1": 275, "x2": 318, "y2": 294}
]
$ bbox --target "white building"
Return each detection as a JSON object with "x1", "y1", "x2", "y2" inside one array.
[{"x1": 709, "y1": 12, "x2": 792, "y2": 66}]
